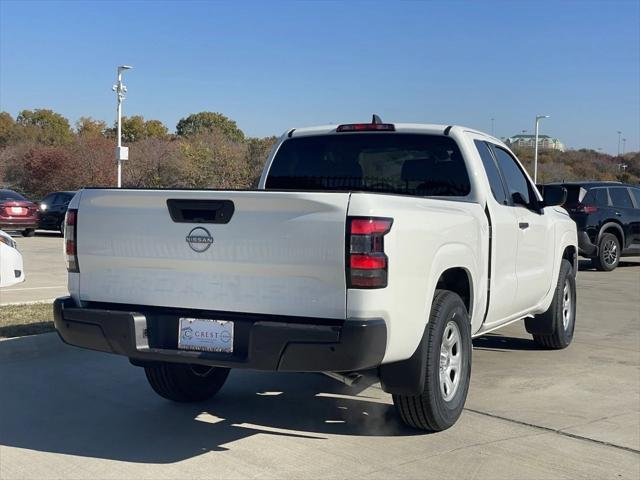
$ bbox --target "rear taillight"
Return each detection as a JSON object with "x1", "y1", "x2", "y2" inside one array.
[
  {"x1": 65, "y1": 209, "x2": 79, "y2": 272},
  {"x1": 347, "y1": 216, "x2": 393, "y2": 288},
  {"x1": 574, "y1": 204, "x2": 598, "y2": 214}
]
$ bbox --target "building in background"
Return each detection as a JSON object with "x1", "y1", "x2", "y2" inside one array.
[{"x1": 506, "y1": 134, "x2": 565, "y2": 152}]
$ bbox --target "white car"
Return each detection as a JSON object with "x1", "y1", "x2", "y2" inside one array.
[
  {"x1": 0, "y1": 230, "x2": 25, "y2": 288},
  {"x1": 53, "y1": 118, "x2": 577, "y2": 431}
]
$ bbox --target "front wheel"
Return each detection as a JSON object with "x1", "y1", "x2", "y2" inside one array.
[
  {"x1": 393, "y1": 290, "x2": 472, "y2": 431},
  {"x1": 531, "y1": 259, "x2": 576, "y2": 349},
  {"x1": 144, "y1": 362, "x2": 230, "y2": 402}
]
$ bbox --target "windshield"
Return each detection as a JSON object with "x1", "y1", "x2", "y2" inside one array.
[
  {"x1": 0, "y1": 190, "x2": 26, "y2": 202},
  {"x1": 265, "y1": 133, "x2": 471, "y2": 196}
]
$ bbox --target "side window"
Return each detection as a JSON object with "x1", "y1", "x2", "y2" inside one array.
[
  {"x1": 630, "y1": 188, "x2": 640, "y2": 209},
  {"x1": 42, "y1": 194, "x2": 56, "y2": 205},
  {"x1": 491, "y1": 146, "x2": 531, "y2": 206},
  {"x1": 583, "y1": 188, "x2": 609, "y2": 207},
  {"x1": 474, "y1": 140, "x2": 507, "y2": 204},
  {"x1": 609, "y1": 187, "x2": 633, "y2": 209}
]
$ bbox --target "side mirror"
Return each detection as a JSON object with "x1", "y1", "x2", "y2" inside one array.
[
  {"x1": 512, "y1": 192, "x2": 529, "y2": 207},
  {"x1": 542, "y1": 185, "x2": 567, "y2": 207}
]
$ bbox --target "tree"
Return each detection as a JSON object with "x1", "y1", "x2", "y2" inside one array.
[
  {"x1": 176, "y1": 112, "x2": 245, "y2": 142},
  {"x1": 123, "y1": 138, "x2": 184, "y2": 188},
  {"x1": 0, "y1": 112, "x2": 15, "y2": 146},
  {"x1": 76, "y1": 117, "x2": 107, "y2": 137},
  {"x1": 245, "y1": 136, "x2": 277, "y2": 186},
  {"x1": 15, "y1": 109, "x2": 73, "y2": 145},
  {"x1": 106, "y1": 116, "x2": 168, "y2": 142},
  {"x1": 144, "y1": 119, "x2": 169, "y2": 139},
  {"x1": 121, "y1": 115, "x2": 146, "y2": 142}
]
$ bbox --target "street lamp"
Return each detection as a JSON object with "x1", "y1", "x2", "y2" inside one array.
[
  {"x1": 622, "y1": 138, "x2": 626, "y2": 155},
  {"x1": 112, "y1": 65, "x2": 133, "y2": 188},
  {"x1": 617, "y1": 131, "x2": 622, "y2": 156},
  {"x1": 491, "y1": 117, "x2": 495, "y2": 136},
  {"x1": 533, "y1": 114, "x2": 549, "y2": 183}
]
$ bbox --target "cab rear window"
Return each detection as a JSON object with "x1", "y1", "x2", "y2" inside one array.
[{"x1": 265, "y1": 133, "x2": 471, "y2": 197}]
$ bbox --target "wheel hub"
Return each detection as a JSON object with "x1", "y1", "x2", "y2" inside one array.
[
  {"x1": 602, "y1": 239, "x2": 617, "y2": 265},
  {"x1": 439, "y1": 321, "x2": 462, "y2": 402},
  {"x1": 562, "y1": 279, "x2": 573, "y2": 330}
]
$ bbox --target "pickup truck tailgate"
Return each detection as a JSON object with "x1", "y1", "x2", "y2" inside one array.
[{"x1": 75, "y1": 189, "x2": 349, "y2": 319}]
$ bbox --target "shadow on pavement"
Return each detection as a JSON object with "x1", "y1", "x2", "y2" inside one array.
[
  {"x1": 0, "y1": 336, "x2": 421, "y2": 464},
  {"x1": 578, "y1": 258, "x2": 640, "y2": 271}
]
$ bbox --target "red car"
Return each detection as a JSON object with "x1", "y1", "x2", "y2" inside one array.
[{"x1": 0, "y1": 189, "x2": 39, "y2": 237}]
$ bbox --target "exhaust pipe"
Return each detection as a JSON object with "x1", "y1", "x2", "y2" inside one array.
[{"x1": 323, "y1": 371, "x2": 363, "y2": 386}]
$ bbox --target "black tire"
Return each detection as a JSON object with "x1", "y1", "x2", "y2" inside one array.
[
  {"x1": 532, "y1": 259, "x2": 576, "y2": 349},
  {"x1": 592, "y1": 232, "x2": 620, "y2": 271},
  {"x1": 144, "y1": 362, "x2": 230, "y2": 402},
  {"x1": 21, "y1": 229, "x2": 35, "y2": 237},
  {"x1": 392, "y1": 290, "x2": 472, "y2": 431}
]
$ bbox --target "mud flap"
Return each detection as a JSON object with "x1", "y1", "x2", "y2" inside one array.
[
  {"x1": 524, "y1": 314, "x2": 555, "y2": 335},
  {"x1": 378, "y1": 326, "x2": 427, "y2": 396}
]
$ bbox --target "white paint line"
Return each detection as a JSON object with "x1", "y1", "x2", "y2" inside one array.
[
  {"x1": 0, "y1": 299, "x2": 56, "y2": 306},
  {"x1": 1, "y1": 285, "x2": 66, "y2": 292}
]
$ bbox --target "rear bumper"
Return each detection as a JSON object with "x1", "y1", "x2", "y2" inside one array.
[
  {"x1": 0, "y1": 218, "x2": 38, "y2": 229},
  {"x1": 578, "y1": 231, "x2": 597, "y2": 257},
  {"x1": 53, "y1": 297, "x2": 386, "y2": 372}
]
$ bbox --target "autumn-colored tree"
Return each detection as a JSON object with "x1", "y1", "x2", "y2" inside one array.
[
  {"x1": 0, "y1": 112, "x2": 16, "y2": 147},
  {"x1": 144, "y1": 119, "x2": 169, "y2": 139},
  {"x1": 76, "y1": 117, "x2": 107, "y2": 137},
  {"x1": 245, "y1": 136, "x2": 278, "y2": 186},
  {"x1": 176, "y1": 112, "x2": 245, "y2": 142},
  {"x1": 123, "y1": 138, "x2": 185, "y2": 188},
  {"x1": 179, "y1": 130, "x2": 250, "y2": 189},
  {"x1": 106, "y1": 116, "x2": 169, "y2": 142},
  {"x1": 15, "y1": 109, "x2": 73, "y2": 145}
]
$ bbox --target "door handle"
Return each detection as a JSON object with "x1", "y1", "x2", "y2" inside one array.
[
  {"x1": 615, "y1": 212, "x2": 622, "y2": 216},
  {"x1": 519, "y1": 222, "x2": 529, "y2": 230}
]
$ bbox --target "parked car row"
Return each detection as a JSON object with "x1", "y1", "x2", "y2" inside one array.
[{"x1": 0, "y1": 189, "x2": 77, "y2": 236}]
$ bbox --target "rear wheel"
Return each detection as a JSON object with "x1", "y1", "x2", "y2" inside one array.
[
  {"x1": 21, "y1": 229, "x2": 35, "y2": 237},
  {"x1": 393, "y1": 290, "x2": 472, "y2": 431},
  {"x1": 144, "y1": 362, "x2": 230, "y2": 402},
  {"x1": 592, "y1": 232, "x2": 620, "y2": 271}
]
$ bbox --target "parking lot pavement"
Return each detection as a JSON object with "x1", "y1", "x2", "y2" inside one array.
[
  {"x1": 0, "y1": 232, "x2": 67, "y2": 305},
  {"x1": 0, "y1": 260, "x2": 638, "y2": 479}
]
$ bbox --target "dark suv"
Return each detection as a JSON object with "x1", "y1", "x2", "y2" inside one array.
[
  {"x1": 37, "y1": 191, "x2": 77, "y2": 233},
  {"x1": 545, "y1": 182, "x2": 640, "y2": 271}
]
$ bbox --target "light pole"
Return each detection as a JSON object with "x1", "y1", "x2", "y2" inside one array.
[
  {"x1": 622, "y1": 138, "x2": 626, "y2": 155},
  {"x1": 533, "y1": 114, "x2": 549, "y2": 183},
  {"x1": 617, "y1": 131, "x2": 622, "y2": 156},
  {"x1": 113, "y1": 65, "x2": 133, "y2": 188},
  {"x1": 491, "y1": 117, "x2": 495, "y2": 136}
]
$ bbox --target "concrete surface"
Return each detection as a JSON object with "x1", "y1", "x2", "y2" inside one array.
[
  {"x1": 0, "y1": 259, "x2": 638, "y2": 479},
  {"x1": 0, "y1": 232, "x2": 68, "y2": 305}
]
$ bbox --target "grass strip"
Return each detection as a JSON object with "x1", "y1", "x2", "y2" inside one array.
[{"x1": 0, "y1": 302, "x2": 54, "y2": 338}]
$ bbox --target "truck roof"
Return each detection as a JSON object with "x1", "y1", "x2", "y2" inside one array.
[{"x1": 287, "y1": 123, "x2": 501, "y2": 143}]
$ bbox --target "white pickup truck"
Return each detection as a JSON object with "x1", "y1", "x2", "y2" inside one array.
[{"x1": 54, "y1": 118, "x2": 578, "y2": 431}]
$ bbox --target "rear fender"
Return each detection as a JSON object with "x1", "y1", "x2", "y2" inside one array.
[{"x1": 379, "y1": 244, "x2": 478, "y2": 395}]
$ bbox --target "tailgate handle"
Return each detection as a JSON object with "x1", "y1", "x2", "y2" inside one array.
[{"x1": 166, "y1": 199, "x2": 234, "y2": 224}]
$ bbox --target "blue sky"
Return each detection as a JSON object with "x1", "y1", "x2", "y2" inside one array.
[{"x1": 1, "y1": 0, "x2": 638, "y2": 153}]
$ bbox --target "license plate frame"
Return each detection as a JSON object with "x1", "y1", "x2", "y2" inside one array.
[{"x1": 177, "y1": 318, "x2": 234, "y2": 353}]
